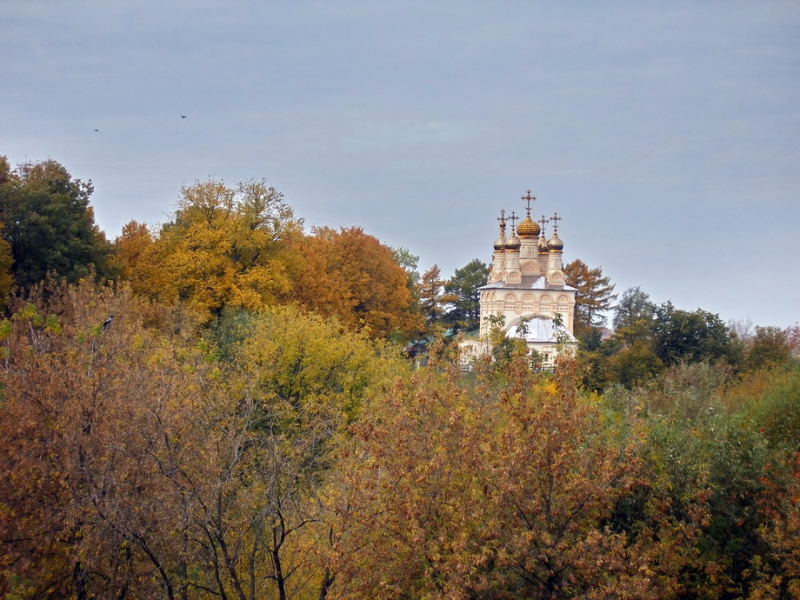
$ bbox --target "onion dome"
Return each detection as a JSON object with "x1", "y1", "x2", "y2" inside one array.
[
  {"x1": 548, "y1": 232, "x2": 564, "y2": 252},
  {"x1": 516, "y1": 214, "x2": 540, "y2": 238},
  {"x1": 538, "y1": 234, "x2": 549, "y2": 254},
  {"x1": 505, "y1": 227, "x2": 521, "y2": 251},
  {"x1": 493, "y1": 231, "x2": 507, "y2": 252}
]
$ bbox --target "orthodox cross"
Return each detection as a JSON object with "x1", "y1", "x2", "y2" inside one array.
[
  {"x1": 538, "y1": 215, "x2": 549, "y2": 235},
  {"x1": 550, "y1": 212, "x2": 562, "y2": 234},
  {"x1": 509, "y1": 211, "x2": 518, "y2": 232},
  {"x1": 521, "y1": 190, "x2": 536, "y2": 216},
  {"x1": 497, "y1": 209, "x2": 507, "y2": 231}
]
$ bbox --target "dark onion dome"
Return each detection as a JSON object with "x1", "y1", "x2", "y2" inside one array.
[
  {"x1": 538, "y1": 234, "x2": 549, "y2": 253},
  {"x1": 515, "y1": 214, "x2": 540, "y2": 238},
  {"x1": 505, "y1": 228, "x2": 521, "y2": 251},
  {"x1": 548, "y1": 232, "x2": 564, "y2": 251},
  {"x1": 493, "y1": 231, "x2": 507, "y2": 252}
]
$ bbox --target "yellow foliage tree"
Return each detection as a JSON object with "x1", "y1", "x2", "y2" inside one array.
[
  {"x1": 132, "y1": 179, "x2": 303, "y2": 323},
  {"x1": 112, "y1": 220, "x2": 152, "y2": 281}
]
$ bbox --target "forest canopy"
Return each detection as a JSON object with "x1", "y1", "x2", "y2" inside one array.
[{"x1": 1, "y1": 154, "x2": 798, "y2": 599}]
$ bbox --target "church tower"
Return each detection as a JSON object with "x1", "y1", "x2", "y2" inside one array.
[{"x1": 460, "y1": 191, "x2": 578, "y2": 369}]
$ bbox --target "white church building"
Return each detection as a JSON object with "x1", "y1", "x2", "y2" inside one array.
[{"x1": 459, "y1": 191, "x2": 578, "y2": 368}]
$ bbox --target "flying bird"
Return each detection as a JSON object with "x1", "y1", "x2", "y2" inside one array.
[
  {"x1": 181, "y1": 115, "x2": 187, "y2": 119},
  {"x1": 94, "y1": 129, "x2": 99, "y2": 132},
  {"x1": 102, "y1": 315, "x2": 114, "y2": 331}
]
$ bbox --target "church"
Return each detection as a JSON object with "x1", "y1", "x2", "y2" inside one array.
[{"x1": 459, "y1": 191, "x2": 578, "y2": 368}]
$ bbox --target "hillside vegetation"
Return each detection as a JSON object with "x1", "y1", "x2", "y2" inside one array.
[{"x1": 1, "y1": 157, "x2": 798, "y2": 599}]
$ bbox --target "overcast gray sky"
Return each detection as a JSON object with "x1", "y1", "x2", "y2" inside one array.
[{"x1": 2, "y1": 1, "x2": 798, "y2": 327}]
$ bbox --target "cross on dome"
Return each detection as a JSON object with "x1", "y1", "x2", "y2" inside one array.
[
  {"x1": 521, "y1": 190, "x2": 536, "y2": 216},
  {"x1": 497, "y1": 209, "x2": 507, "y2": 231},
  {"x1": 550, "y1": 212, "x2": 562, "y2": 234},
  {"x1": 538, "y1": 215, "x2": 549, "y2": 234}
]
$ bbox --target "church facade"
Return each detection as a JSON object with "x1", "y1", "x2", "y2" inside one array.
[{"x1": 460, "y1": 191, "x2": 578, "y2": 368}]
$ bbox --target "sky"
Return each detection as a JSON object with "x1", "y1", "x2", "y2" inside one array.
[{"x1": 1, "y1": 1, "x2": 799, "y2": 328}]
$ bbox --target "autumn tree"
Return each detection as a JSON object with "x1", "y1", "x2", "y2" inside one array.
[
  {"x1": 112, "y1": 220, "x2": 153, "y2": 282},
  {"x1": 131, "y1": 178, "x2": 303, "y2": 324},
  {"x1": 0, "y1": 278, "x2": 409, "y2": 599},
  {"x1": 564, "y1": 259, "x2": 617, "y2": 336},
  {"x1": 325, "y1": 357, "x2": 691, "y2": 598},
  {"x1": 751, "y1": 453, "x2": 800, "y2": 598},
  {"x1": 418, "y1": 264, "x2": 446, "y2": 327},
  {"x1": 0, "y1": 280, "x2": 206, "y2": 598},
  {"x1": 0, "y1": 156, "x2": 113, "y2": 291},
  {"x1": 744, "y1": 326, "x2": 794, "y2": 372},
  {"x1": 290, "y1": 226, "x2": 422, "y2": 340}
]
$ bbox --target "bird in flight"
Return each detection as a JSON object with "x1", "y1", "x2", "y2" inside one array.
[
  {"x1": 181, "y1": 115, "x2": 187, "y2": 119},
  {"x1": 94, "y1": 129, "x2": 99, "y2": 132}
]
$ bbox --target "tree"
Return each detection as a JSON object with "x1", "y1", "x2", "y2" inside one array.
[
  {"x1": 613, "y1": 286, "x2": 656, "y2": 337},
  {"x1": 131, "y1": 178, "x2": 303, "y2": 324},
  {"x1": 607, "y1": 340, "x2": 664, "y2": 389},
  {"x1": 751, "y1": 453, "x2": 800, "y2": 598},
  {"x1": 745, "y1": 326, "x2": 794, "y2": 372},
  {"x1": 0, "y1": 223, "x2": 13, "y2": 311},
  {"x1": 418, "y1": 264, "x2": 446, "y2": 326},
  {"x1": 0, "y1": 279, "x2": 409, "y2": 599},
  {"x1": 0, "y1": 157, "x2": 113, "y2": 291},
  {"x1": 325, "y1": 359, "x2": 690, "y2": 598},
  {"x1": 564, "y1": 259, "x2": 617, "y2": 336},
  {"x1": 443, "y1": 258, "x2": 488, "y2": 331},
  {"x1": 112, "y1": 220, "x2": 152, "y2": 282},
  {"x1": 390, "y1": 246, "x2": 421, "y2": 293},
  {"x1": 290, "y1": 226, "x2": 422, "y2": 340},
  {"x1": 651, "y1": 302, "x2": 734, "y2": 367}
]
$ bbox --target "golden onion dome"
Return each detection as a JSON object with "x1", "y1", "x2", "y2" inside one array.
[
  {"x1": 538, "y1": 234, "x2": 549, "y2": 253},
  {"x1": 516, "y1": 215, "x2": 540, "y2": 238},
  {"x1": 548, "y1": 232, "x2": 564, "y2": 251},
  {"x1": 493, "y1": 232, "x2": 506, "y2": 252}
]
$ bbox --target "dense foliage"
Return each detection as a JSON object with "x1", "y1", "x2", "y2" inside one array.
[
  {"x1": 1, "y1": 154, "x2": 798, "y2": 598},
  {"x1": 0, "y1": 157, "x2": 113, "y2": 292}
]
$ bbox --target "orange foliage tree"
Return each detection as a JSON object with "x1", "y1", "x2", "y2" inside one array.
[{"x1": 290, "y1": 226, "x2": 422, "y2": 340}]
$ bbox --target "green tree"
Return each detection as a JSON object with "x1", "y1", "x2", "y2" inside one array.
[
  {"x1": 613, "y1": 285, "x2": 656, "y2": 345},
  {"x1": 607, "y1": 339, "x2": 665, "y2": 389},
  {"x1": 443, "y1": 258, "x2": 488, "y2": 331},
  {"x1": 651, "y1": 302, "x2": 734, "y2": 367},
  {"x1": 0, "y1": 156, "x2": 113, "y2": 291},
  {"x1": 564, "y1": 259, "x2": 617, "y2": 336}
]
